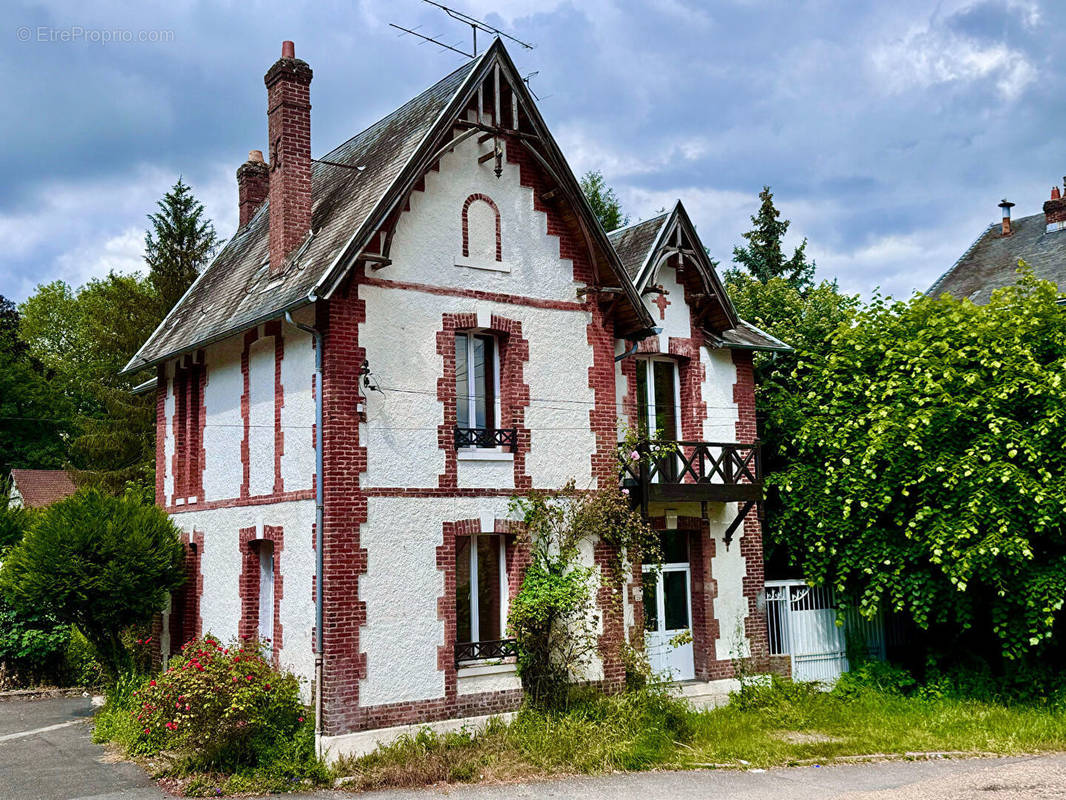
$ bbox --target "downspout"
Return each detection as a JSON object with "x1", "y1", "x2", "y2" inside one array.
[{"x1": 284, "y1": 311, "x2": 325, "y2": 754}]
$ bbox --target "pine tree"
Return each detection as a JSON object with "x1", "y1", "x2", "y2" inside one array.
[
  {"x1": 144, "y1": 178, "x2": 220, "y2": 314},
  {"x1": 729, "y1": 186, "x2": 814, "y2": 291},
  {"x1": 580, "y1": 170, "x2": 629, "y2": 232}
]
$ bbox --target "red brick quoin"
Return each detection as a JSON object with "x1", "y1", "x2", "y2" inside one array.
[{"x1": 168, "y1": 530, "x2": 204, "y2": 656}]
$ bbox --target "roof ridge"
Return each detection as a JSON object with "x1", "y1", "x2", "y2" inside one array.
[{"x1": 927, "y1": 222, "x2": 995, "y2": 297}]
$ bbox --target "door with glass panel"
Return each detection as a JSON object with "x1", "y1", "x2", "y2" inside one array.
[
  {"x1": 635, "y1": 358, "x2": 681, "y2": 481},
  {"x1": 642, "y1": 530, "x2": 694, "y2": 680}
]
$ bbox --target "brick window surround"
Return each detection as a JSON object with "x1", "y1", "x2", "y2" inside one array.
[
  {"x1": 169, "y1": 530, "x2": 204, "y2": 656},
  {"x1": 238, "y1": 525, "x2": 285, "y2": 664},
  {"x1": 461, "y1": 193, "x2": 503, "y2": 262},
  {"x1": 436, "y1": 313, "x2": 530, "y2": 489},
  {"x1": 170, "y1": 352, "x2": 206, "y2": 505},
  {"x1": 436, "y1": 518, "x2": 528, "y2": 704}
]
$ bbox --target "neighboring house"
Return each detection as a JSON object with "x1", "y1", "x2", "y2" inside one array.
[
  {"x1": 7, "y1": 469, "x2": 76, "y2": 509},
  {"x1": 124, "y1": 39, "x2": 788, "y2": 759},
  {"x1": 929, "y1": 186, "x2": 1066, "y2": 302}
]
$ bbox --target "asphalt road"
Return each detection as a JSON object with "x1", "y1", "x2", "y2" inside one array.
[
  {"x1": 0, "y1": 694, "x2": 162, "y2": 800},
  {"x1": 2, "y1": 696, "x2": 1065, "y2": 799}
]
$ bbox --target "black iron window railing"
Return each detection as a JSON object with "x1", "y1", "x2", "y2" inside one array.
[
  {"x1": 455, "y1": 638, "x2": 518, "y2": 664},
  {"x1": 454, "y1": 426, "x2": 517, "y2": 450},
  {"x1": 619, "y1": 440, "x2": 761, "y2": 486}
]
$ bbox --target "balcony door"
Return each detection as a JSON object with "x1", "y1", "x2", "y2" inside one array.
[
  {"x1": 642, "y1": 530, "x2": 694, "y2": 680},
  {"x1": 636, "y1": 358, "x2": 681, "y2": 481}
]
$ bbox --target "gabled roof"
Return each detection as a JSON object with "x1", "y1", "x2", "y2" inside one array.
[
  {"x1": 9, "y1": 469, "x2": 76, "y2": 508},
  {"x1": 929, "y1": 212, "x2": 1066, "y2": 303},
  {"x1": 124, "y1": 40, "x2": 653, "y2": 373},
  {"x1": 606, "y1": 202, "x2": 789, "y2": 353},
  {"x1": 608, "y1": 213, "x2": 669, "y2": 280}
]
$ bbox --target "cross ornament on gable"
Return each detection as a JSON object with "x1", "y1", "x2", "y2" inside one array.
[{"x1": 652, "y1": 288, "x2": 671, "y2": 320}]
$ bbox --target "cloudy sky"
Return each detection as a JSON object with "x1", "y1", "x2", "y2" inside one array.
[{"x1": 2, "y1": 0, "x2": 1062, "y2": 302}]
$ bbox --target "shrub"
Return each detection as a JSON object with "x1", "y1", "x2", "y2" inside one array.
[
  {"x1": 122, "y1": 635, "x2": 310, "y2": 770},
  {"x1": 834, "y1": 660, "x2": 917, "y2": 699},
  {"x1": 0, "y1": 595, "x2": 70, "y2": 685},
  {"x1": 0, "y1": 487, "x2": 185, "y2": 678}
]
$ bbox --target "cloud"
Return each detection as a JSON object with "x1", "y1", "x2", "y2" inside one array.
[{"x1": 871, "y1": 13, "x2": 1037, "y2": 101}]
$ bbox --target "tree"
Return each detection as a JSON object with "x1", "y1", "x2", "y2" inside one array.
[
  {"x1": 728, "y1": 186, "x2": 815, "y2": 291},
  {"x1": 0, "y1": 487, "x2": 185, "y2": 677},
  {"x1": 144, "y1": 178, "x2": 219, "y2": 314},
  {"x1": 580, "y1": 170, "x2": 629, "y2": 232},
  {"x1": 770, "y1": 272, "x2": 1066, "y2": 660},
  {"x1": 16, "y1": 179, "x2": 219, "y2": 492},
  {"x1": 0, "y1": 295, "x2": 74, "y2": 474},
  {"x1": 19, "y1": 274, "x2": 160, "y2": 492}
]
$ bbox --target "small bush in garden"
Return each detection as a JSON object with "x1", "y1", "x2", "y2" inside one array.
[
  {"x1": 124, "y1": 635, "x2": 310, "y2": 770},
  {"x1": 833, "y1": 660, "x2": 917, "y2": 699}
]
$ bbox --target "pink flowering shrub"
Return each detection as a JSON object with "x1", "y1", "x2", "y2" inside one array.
[{"x1": 128, "y1": 634, "x2": 306, "y2": 768}]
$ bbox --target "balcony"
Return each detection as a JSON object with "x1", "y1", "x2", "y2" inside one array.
[{"x1": 619, "y1": 440, "x2": 762, "y2": 504}]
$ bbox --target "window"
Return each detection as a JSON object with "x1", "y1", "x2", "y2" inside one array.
[
  {"x1": 455, "y1": 332, "x2": 508, "y2": 449},
  {"x1": 257, "y1": 541, "x2": 275, "y2": 642},
  {"x1": 455, "y1": 533, "x2": 513, "y2": 662},
  {"x1": 634, "y1": 358, "x2": 679, "y2": 440}
]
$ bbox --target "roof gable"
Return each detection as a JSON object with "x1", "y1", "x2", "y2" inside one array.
[{"x1": 126, "y1": 40, "x2": 653, "y2": 373}]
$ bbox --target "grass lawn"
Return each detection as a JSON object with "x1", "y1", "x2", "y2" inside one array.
[{"x1": 332, "y1": 678, "x2": 1066, "y2": 793}]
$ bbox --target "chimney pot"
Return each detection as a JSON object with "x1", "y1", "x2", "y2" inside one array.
[
  {"x1": 282, "y1": 40, "x2": 295, "y2": 59},
  {"x1": 999, "y1": 198, "x2": 1014, "y2": 236},
  {"x1": 248, "y1": 149, "x2": 264, "y2": 163},
  {"x1": 1052, "y1": 186, "x2": 1061, "y2": 201}
]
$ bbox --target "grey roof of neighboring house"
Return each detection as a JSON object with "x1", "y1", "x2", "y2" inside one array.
[
  {"x1": 607, "y1": 214, "x2": 669, "y2": 280},
  {"x1": 123, "y1": 58, "x2": 479, "y2": 373},
  {"x1": 712, "y1": 320, "x2": 792, "y2": 352},
  {"x1": 928, "y1": 212, "x2": 1066, "y2": 304}
]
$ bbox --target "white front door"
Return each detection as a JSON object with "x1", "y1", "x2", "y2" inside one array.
[{"x1": 643, "y1": 530, "x2": 695, "y2": 681}]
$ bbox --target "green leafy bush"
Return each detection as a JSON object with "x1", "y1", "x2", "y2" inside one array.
[
  {"x1": 772, "y1": 272, "x2": 1066, "y2": 658},
  {"x1": 0, "y1": 487, "x2": 185, "y2": 678},
  {"x1": 122, "y1": 635, "x2": 308, "y2": 770},
  {"x1": 834, "y1": 660, "x2": 917, "y2": 699}
]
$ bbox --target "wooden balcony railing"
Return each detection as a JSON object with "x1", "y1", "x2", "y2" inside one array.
[{"x1": 619, "y1": 440, "x2": 762, "y2": 504}]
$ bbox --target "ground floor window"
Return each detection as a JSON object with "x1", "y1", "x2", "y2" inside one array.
[{"x1": 455, "y1": 533, "x2": 512, "y2": 662}]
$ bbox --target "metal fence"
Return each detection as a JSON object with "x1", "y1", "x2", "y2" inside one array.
[{"x1": 765, "y1": 579, "x2": 886, "y2": 684}]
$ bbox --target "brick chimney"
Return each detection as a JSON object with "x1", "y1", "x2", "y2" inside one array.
[
  {"x1": 236, "y1": 150, "x2": 269, "y2": 228},
  {"x1": 265, "y1": 40, "x2": 313, "y2": 274},
  {"x1": 998, "y1": 199, "x2": 1015, "y2": 236},
  {"x1": 1044, "y1": 181, "x2": 1066, "y2": 233}
]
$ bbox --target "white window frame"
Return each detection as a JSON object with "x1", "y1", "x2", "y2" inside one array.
[
  {"x1": 456, "y1": 331, "x2": 503, "y2": 447},
  {"x1": 257, "y1": 541, "x2": 274, "y2": 642},
  {"x1": 637, "y1": 357, "x2": 682, "y2": 439},
  {"x1": 461, "y1": 533, "x2": 509, "y2": 646}
]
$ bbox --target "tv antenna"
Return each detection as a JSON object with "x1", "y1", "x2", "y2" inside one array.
[{"x1": 390, "y1": 0, "x2": 535, "y2": 59}]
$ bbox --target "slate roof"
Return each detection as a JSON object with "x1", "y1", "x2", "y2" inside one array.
[
  {"x1": 928, "y1": 212, "x2": 1066, "y2": 304},
  {"x1": 607, "y1": 214, "x2": 669, "y2": 280},
  {"x1": 124, "y1": 58, "x2": 479, "y2": 373},
  {"x1": 9, "y1": 469, "x2": 76, "y2": 508}
]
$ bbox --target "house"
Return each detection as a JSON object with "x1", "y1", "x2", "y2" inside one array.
[
  {"x1": 929, "y1": 186, "x2": 1066, "y2": 302},
  {"x1": 7, "y1": 469, "x2": 76, "y2": 509},
  {"x1": 123, "y1": 39, "x2": 788, "y2": 759}
]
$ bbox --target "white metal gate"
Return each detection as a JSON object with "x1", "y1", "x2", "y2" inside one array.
[{"x1": 765, "y1": 580, "x2": 885, "y2": 684}]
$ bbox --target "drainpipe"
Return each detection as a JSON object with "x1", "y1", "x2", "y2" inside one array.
[{"x1": 284, "y1": 311, "x2": 325, "y2": 754}]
